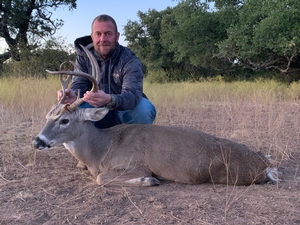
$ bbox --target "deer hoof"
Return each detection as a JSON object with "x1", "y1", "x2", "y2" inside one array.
[{"x1": 76, "y1": 161, "x2": 88, "y2": 170}]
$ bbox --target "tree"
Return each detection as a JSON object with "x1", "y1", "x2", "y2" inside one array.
[
  {"x1": 0, "y1": 0, "x2": 76, "y2": 65},
  {"x1": 124, "y1": 0, "x2": 231, "y2": 82},
  {"x1": 124, "y1": 8, "x2": 187, "y2": 82},
  {"x1": 167, "y1": 0, "x2": 228, "y2": 70},
  {"x1": 217, "y1": 0, "x2": 300, "y2": 77}
]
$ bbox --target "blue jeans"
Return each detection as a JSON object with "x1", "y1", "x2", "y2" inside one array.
[{"x1": 80, "y1": 97, "x2": 156, "y2": 128}]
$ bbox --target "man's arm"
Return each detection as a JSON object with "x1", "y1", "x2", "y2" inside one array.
[{"x1": 113, "y1": 57, "x2": 143, "y2": 110}]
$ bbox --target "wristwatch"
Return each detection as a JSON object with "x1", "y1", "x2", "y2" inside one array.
[{"x1": 106, "y1": 94, "x2": 116, "y2": 109}]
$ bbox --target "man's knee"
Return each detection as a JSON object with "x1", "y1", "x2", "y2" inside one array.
[
  {"x1": 118, "y1": 98, "x2": 156, "y2": 124},
  {"x1": 136, "y1": 98, "x2": 156, "y2": 121}
]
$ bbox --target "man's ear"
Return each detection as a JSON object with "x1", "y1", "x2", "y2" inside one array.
[
  {"x1": 81, "y1": 107, "x2": 109, "y2": 121},
  {"x1": 116, "y1": 31, "x2": 120, "y2": 42}
]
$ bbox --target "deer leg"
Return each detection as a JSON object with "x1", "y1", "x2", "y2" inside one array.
[{"x1": 96, "y1": 169, "x2": 160, "y2": 187}]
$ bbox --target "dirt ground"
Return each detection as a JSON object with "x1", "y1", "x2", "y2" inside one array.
[{"x1": 0, "y1": 101, "x2": 299, "y2": 225}]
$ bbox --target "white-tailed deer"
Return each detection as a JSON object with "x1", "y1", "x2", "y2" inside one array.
[{"x1": 32, "y1": 46, "x2": 281, "y2": 187}]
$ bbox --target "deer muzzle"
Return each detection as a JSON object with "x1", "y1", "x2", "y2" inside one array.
[{"x1": 32, "y1": 136, "x2": 51, "y2": 150}]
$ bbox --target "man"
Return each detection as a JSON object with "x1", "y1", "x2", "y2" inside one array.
[{"x1": 57, "y1": 14, "x2": 156, "y2": 128}]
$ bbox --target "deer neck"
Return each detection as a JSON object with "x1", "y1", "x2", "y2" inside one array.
[{"x1": 63, "y1": 124, "x2": 113, "y2": 174}]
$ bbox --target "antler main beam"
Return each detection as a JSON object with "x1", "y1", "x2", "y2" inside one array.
[{"x1": 46, "y1": 45, "x2": 100, "y2": 111}]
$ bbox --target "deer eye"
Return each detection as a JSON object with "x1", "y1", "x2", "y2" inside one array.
[{"x1": 60, "y1": 119, "x2": 69, "y2": 125}]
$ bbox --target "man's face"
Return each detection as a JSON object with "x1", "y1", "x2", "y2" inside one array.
[{"x1": 91, "y1": 20, "x2": 120, "y2": 59}]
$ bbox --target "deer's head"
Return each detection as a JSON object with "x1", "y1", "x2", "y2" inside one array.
[{"x1": 33, "y1": 45, "x2": 109, "y2": 150}]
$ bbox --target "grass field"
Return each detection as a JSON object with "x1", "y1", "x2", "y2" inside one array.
[
  {"x1": 0, "y1": 77, "x2": 299, "y2": 224},
  {"x1": 1, "y1": 76, "x2": 300, "y2": 119}
]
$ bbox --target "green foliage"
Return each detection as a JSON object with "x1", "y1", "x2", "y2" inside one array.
[
  {"x1": 123, "y1": 0, "x2": 300, "y2": 82},
  {"x1": 167, "y1": 1, "x2": 228, "y2": 69},
  {"x1": 217, "y1": 0, "x2": 300, "y2": 78},
  {"x1": 124, "y1": 8, "x2": 179, "y2": 73},
  {"x1": 2, "y1": 38, "x2": 75, "y2": 78},
  {"x1": 124, "y1": 0, "x2": 232, "y2": 82},
  {"x1": 210, "y1": 0, "x2": 246, "y2": 10}
]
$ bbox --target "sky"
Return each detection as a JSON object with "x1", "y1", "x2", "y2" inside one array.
[
  {"x1": 0, "y1": 0, "x2": 178, "y2": 52},
  {"x1": 51, "y1": 0, "x2": 178, "y2": 46}
]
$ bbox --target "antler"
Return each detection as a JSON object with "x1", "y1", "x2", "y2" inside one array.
[
  {"x1": 57, "y1": 61, "x2": 73, "y2": 104},
  {"x1": 46, "y1": 44, "x2": 100, "y2": 111}
]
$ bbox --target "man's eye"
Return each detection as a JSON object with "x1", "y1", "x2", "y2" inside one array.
[{"x1": 60, "y1": 119, "x2": 69, "y2": 125}]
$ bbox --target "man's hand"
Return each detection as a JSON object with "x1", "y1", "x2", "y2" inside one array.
[
  {"x1": 57, "y1": 89, "x2": 77, "y2": 104},
  {"x1": 83, "y1": 90, "x2": 111, "y2": 107}
]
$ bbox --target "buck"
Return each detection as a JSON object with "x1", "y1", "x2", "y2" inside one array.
[{"x1": 32, "y1": 46, "x2": 281, "y2": 187}]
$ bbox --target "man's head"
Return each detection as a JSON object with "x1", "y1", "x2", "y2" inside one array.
[{"x1": 91, "y1": 15, "x2": 120, "y2": 59}]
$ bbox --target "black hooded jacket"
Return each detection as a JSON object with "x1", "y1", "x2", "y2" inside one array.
[{"x1": 71, "y1": 35, "x2": 144, "y2": 110}]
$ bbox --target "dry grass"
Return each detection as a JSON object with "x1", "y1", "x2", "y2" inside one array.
[
  {"x1": 0, "y1": 77, "x2": 300, "y2": 224},
  {"x1": 0, "y1": 77, "x2": 60, "y2": 169},
  {"x1": 145, "y1": 80, "x2": 299, "y2": 160},
  {"x1": 0, "y1": 76, "x2": 59, "y2": 112}
]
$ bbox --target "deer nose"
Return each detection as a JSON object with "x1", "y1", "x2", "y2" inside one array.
[{"x1": 32, "y1": 136, "x2": 51, "y2": 150}]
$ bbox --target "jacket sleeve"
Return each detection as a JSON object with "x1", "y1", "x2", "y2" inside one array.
[{"x1": 114, "y1": 57, "x2": 143, "y2": 110}]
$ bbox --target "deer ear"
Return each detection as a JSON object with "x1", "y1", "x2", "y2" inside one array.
[{"x1": 82, "y1": 108, "x2": 109, "y2": 121}]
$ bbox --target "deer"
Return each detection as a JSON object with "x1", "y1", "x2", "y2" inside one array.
[{"x1": 32, "y1": 45, "x2": 281, "y2": 187}]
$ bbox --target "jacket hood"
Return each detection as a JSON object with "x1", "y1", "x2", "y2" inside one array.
[{"x1": 74, "y1": 35, "x2": 93, "y2": 54}]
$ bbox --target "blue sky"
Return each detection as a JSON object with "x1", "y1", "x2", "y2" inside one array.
[{"x1": 52, "y1": 0, "x2": 178, "y2": 46}]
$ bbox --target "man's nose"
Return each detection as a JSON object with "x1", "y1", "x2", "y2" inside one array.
[{"x1": 99, "y1": 34, "x2": 107, "y2": 42}]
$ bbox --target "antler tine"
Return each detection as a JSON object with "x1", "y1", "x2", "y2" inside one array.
[
  {"x1": 79, "y1": 44, "x2": 102, "y2": 90},
  {"x1": 46, "y1": 69, "x2": 98, "y2": 94},
  {"x1": 56, "y1": 61, "x2": 73, "y2": 104},
  {"x1": 59, "y1": 74, "x2": 72, "y2": 104},
  {"x1": 46, "y1": 69, "x2": 99, "y2": 111}
]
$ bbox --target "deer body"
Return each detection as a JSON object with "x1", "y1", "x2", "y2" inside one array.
[{"x1": 33, "y1": 104, "x2": 278, "y2": 186}]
